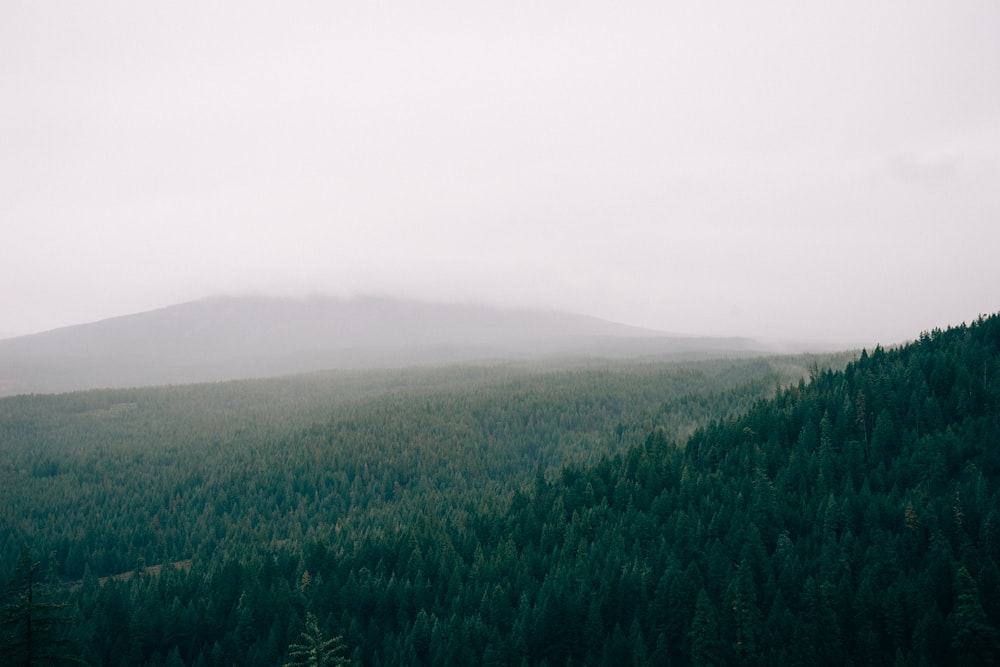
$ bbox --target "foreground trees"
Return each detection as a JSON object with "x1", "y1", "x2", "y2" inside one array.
[{"x1": 0, "y1": 549, "x2": 82, "y2": 666}]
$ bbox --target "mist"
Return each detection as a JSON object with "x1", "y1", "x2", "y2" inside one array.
[{"x1": 2, "y1": 2, "x2": 998, "y2": 345}]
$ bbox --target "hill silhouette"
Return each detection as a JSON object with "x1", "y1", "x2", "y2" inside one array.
[{"x1": 0, "y1": 294, "x2": 764, "y2": 395}]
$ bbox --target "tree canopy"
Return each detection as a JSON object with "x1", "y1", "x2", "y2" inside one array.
[{"x1": 2, "y1": 313, "x2": 999, "y2": 665}]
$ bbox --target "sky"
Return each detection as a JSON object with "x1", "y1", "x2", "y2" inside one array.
[{"x1": 2, "y1": 1, "x2": 999, "y2": 346}]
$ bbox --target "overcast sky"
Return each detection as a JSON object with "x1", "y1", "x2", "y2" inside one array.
[{"x1": 2, "y1": 1, "x2": 998, "y2": 346}]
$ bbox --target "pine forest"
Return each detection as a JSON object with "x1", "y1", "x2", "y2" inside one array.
[{"x1": 2, "y1": 314, "x2": 999, "y2": 666}]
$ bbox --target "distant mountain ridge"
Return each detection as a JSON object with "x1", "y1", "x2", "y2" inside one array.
[{"x1": 0, "y1": 295, "x2": 763, "y2": 395}]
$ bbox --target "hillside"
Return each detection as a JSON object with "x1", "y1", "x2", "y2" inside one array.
[
  {"x1": 0, "y1": 352, "x2": 845, "y2": 665},
  {"x1": 2, "y1": 313, "x2": 997, "y2": 665},
  {"x1": 0, "y1": 295, "x2": 766, "y2": 395}
]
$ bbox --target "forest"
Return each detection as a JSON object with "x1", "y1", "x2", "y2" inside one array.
[{"x1": 0, "y1": 314, "x2": 998, "y2": 666}]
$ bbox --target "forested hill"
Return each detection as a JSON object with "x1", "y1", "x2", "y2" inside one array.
[
  {"x1": 494, "y1": 314, "x2": 999, "y2": 667},
  {"x1": 0, "y1": 295, "x2": 768, "y2": 396},
  {"x1": 667, "y1": 315, "x2": 1000, "y2": 665},
  {"x1": 1, "y1": 314, "x2": 998, "y2": 666}
]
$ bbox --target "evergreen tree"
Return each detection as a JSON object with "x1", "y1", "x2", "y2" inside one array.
[
  {"x1": 950, "y1": 565, "x2": 1000, "y2": 666},
  {"x1": 0, "y1": 549, "x2": 83, "y2": 666},
  {"x1": 728, "y1": 559, "x2": 761, "y2": 666},
  {"x1": 283, "y1": 612, "x2": 348, "y2": 667},
  {"x1": 689, "y1": 588, "x2": 721, "y2": 667}
]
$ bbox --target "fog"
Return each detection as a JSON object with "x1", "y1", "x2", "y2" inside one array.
[{"x1": 2, "y1": 1, "x2": 998, "y2": 345}]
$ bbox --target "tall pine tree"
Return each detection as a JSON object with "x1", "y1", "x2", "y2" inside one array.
[
  {"x1": 283, "y1": 612, "x2": 348, "y2": 667},
  {"x1": 0, "y1": 549, "x2": 83, "y2": 666}
]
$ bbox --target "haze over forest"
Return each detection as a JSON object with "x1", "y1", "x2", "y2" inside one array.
[
  {"x1": 4, "y1": 7, "x2": 1000, "y2": 664},
  {"x1": 0, "y1": 294, "x2": 783, "y2": 396},
  {"x1": 2, "y1": 2, "x2": 999, "y2": 345},
  {"x1": 2, "y1": 305, "x2": 999, "y2": 665}
]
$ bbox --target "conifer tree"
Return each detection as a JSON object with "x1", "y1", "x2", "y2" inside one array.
[
  {"x1": 690, "y1": 588, "x2": 721, "y2": 667},
  {"x1": 0, "y1": 549, "x2": 83, "y2": 666},
  {"x1": 728, "y1": 559, "x2": 761, "y2": 666},
  {"x1": 950, "y1": 565, "x2": 1000, "y2": 666},
  {"x1": 284, "y1": 612, "x2": 348, "y2": 667}
]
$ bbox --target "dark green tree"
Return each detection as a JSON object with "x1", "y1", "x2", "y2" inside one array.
[
  {"x1": 690, "y1": 588, "x2": 721, "y2": 667},
  {"x1": 950, "y1": 565, "x2": 1000, "y2": 666},
  {"x1": 728, "y1": 559, "x2": 761, "y2": 666},
  {"x1": 0, "y1": 549, "x2": 83, "y2": 666}
]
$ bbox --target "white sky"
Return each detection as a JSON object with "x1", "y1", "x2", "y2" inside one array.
[{"x1": 2, "y1": 1, "x2": 999, "y2": 345}]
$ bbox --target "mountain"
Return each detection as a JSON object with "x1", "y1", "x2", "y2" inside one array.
[{"x1": 0, "y1": 295, "x2": 764, "y2": 395}]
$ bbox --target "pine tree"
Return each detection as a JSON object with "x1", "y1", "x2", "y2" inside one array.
[
  {"x1": 689, "y1": 588, "x2": 721, "y2": 667},
  {"x1": 0, "y1": 549, "x2": 83, "y2": 666},
  {"x1": 283, "y1": 612, "x2": 348, "y2": 667},
  {"x1": 950, "y1": 565, "x2": 1000, "y2": 666},
  {"x1": 728, "y1": 559, "x2": 761, "y2": 666}
]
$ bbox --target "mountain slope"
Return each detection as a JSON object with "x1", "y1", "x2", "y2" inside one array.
[
  {"x1": 4, "y1": 312, "x2": 994, "y2": 665},
  {"x1": 479, "y1": 312, "x2": 1000, "y2": 666},
  {"x1": 0, "y1": 295, "x2": 762, "y2": 395}
]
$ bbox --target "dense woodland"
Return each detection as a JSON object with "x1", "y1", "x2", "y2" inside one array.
[{"x1": 1, "y1": 315, "x2": 998, "y2": 665}]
